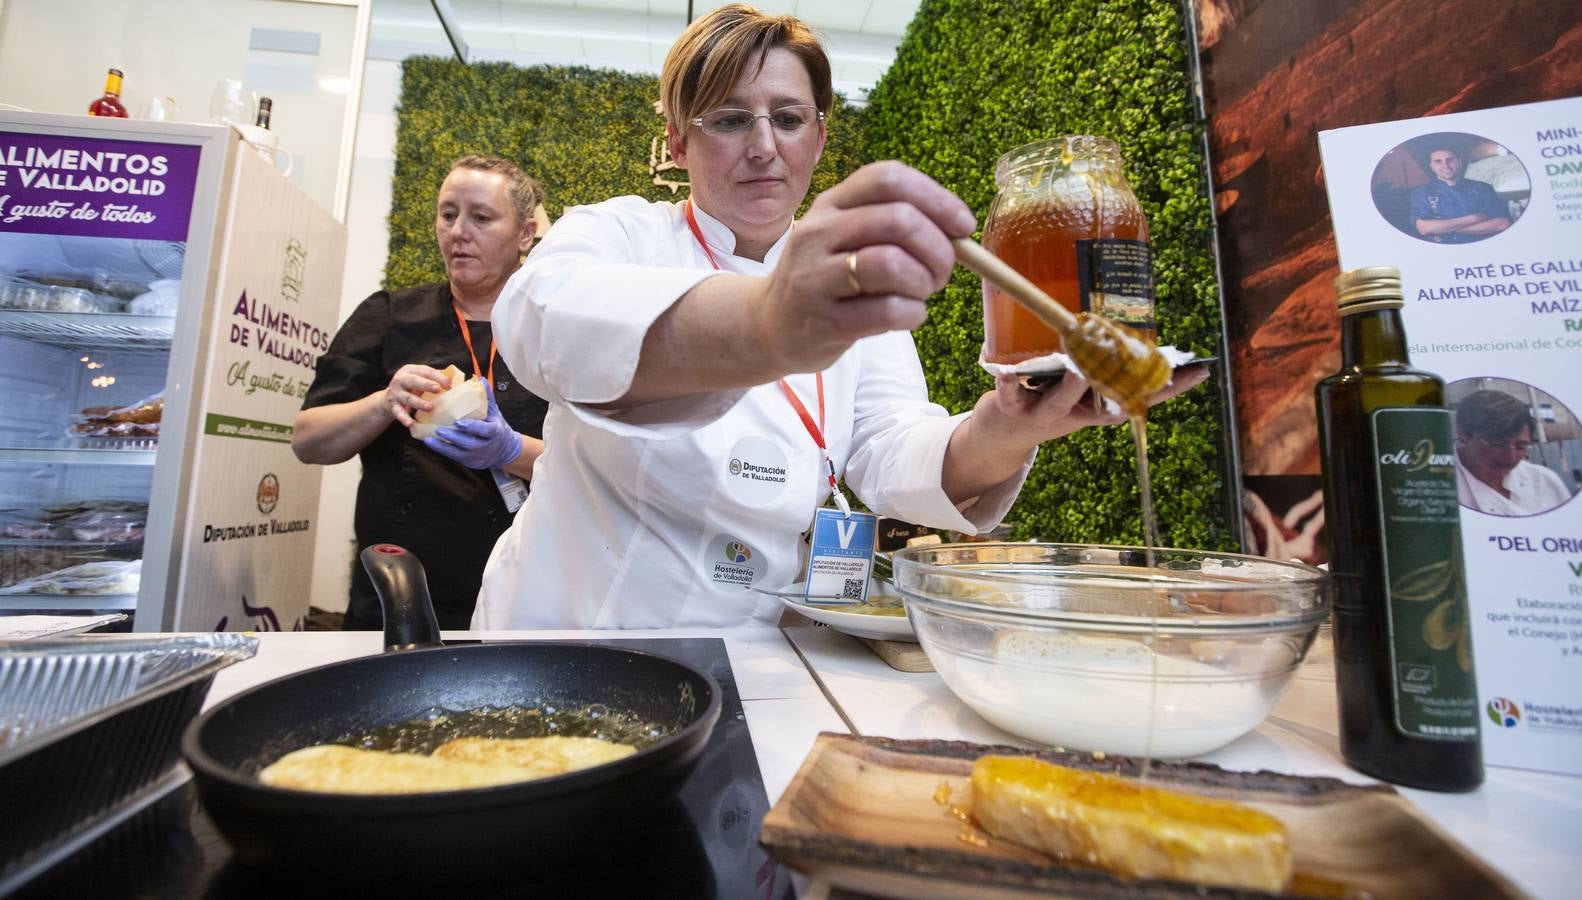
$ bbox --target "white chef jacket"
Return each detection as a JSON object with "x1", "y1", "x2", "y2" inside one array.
[
  {"x1": 474, "y1": 197, "x2": 1032, "y2": 629},
  {"x1": 1456, "y1": 459, "x2": 1574, "y2": 517}
]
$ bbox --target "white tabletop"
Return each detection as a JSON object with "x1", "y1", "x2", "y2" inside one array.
[{"x1": 782, "y1": 624, "x2": 1582, "y2": 900}]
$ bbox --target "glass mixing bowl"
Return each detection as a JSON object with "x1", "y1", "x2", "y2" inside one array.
[{"x1": 891, "y1": 543, "x2": 1330, "y2": 758}]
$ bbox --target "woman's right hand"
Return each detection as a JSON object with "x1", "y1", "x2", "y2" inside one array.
[
  {"x1": 382, "y1": 364, "x2": 448, "y2": 427},
  {"x1": 755, "y1": 161, "x2": 977, "y2": 373}
]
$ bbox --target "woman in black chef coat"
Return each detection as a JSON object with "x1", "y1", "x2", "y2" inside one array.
[{"x1": 292, "y1": 155, "x2": 549, "y2": 630}]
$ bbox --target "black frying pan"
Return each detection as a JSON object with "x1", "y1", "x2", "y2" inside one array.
[{"x1": 181, "y1": 545, "x2": 721, "y2": 890}]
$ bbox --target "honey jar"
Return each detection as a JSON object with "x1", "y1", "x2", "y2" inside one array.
[{"x1": 981, "y1": 135, "x2": 1155, "y2": 364}]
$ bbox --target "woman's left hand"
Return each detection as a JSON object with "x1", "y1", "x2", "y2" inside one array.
[
  {"x1": 941, "y1": 365, "x2": 1210, "y2": 504},
  {"x1": 977, "y1": 365, "x2": 1209, "y2": 445},
  {"x1": 424, "y1": 386, "x2": 523, "y2": 470},
  {"x1": 980, "y1": 365, "x2": 1202, "y2": 442}
]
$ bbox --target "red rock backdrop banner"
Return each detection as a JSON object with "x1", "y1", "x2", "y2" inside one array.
[{"x1": 1191, "y1": 0, "x2": 1582, "y2": 563}]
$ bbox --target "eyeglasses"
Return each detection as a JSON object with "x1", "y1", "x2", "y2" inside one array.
[
  {"x1": 1473, "y1": 436, "x2": 1534, "y2": 453},
  {"x1": 688, "y1": 105, "x2": 824, "y2": 137}
]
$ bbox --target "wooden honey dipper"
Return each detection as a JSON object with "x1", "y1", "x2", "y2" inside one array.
[{"x1": 953, "y1": 237, "x2": 1171, "y2": 417}]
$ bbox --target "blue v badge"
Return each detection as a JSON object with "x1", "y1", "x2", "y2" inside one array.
[{"x1": 804, "y1": 508, "x2": 877, "y2": 605}]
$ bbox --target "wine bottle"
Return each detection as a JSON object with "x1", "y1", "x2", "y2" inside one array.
[
  {"x1": 87, "y1": 68, "x2": 128, "y2": 118},
  {"x1": 1315, "y1": 265, "x2": 1483, "y2": 791}
]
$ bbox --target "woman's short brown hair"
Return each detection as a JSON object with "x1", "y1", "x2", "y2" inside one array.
[
  {"x1": 1456, "y1": 389, "x2": 1535, "y2": 440},
  {"x1": 448, "y1": 154, "x2": 544, "y2": 227},
  {"x1": 659, "y1": 3, "x2": 832, "y2": 134}
]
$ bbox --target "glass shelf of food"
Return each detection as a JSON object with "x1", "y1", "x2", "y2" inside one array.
[
  {"x1": 0, "y1": 447, "x2": 158, "y2": 465},
  {"x1": 0, "y1": 349, "x2": 166, "y2": 455},
  {"x1": 0, "y1": 310, "x2": 176, "y2": 351},
  {"x1": 0, "y1": 499, "x2": 145, "y2": 612},
  {"x1": 0, "y1": 592, "x2": 139, "y2": 612}
]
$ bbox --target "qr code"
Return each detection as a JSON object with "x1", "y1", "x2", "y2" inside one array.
[{"x1": 841, "y1": 578, "x2": 865, "y2": 600}]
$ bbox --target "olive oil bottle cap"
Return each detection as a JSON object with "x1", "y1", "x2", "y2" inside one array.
[{"x1": 1335, "y1": 266, "x2": 1404, "y2": 315}]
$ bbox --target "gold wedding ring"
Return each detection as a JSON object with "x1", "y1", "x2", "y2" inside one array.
[{"x1": 846, "y1": 251, "x2": 864, "y2": 295}]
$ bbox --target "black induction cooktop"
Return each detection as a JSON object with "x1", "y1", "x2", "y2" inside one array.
[{"x1": 10, "y1": 637, "x2": 792, "y2": 900}]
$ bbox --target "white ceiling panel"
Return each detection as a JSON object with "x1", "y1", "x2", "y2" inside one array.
[
  {"x1": 372, "y1": 20, "x2": 449, "y2": 44},
  {"x1": 793, "y1": 0, "x2": 869, "y2": 33},
  {"x1": 821, "y1": 29, "x2": 901, "y2": 66},
  {"x1": 582, "y1": 35, "x2": 649, "y2": 65},
  {"x1": 578, "y1": 0, "x2": 650, "y2": 11},
  {"x1": 467, "y1": 29, "x2": 517, "y2": 49},
  {"x1": 372, "y1": 0, "x2": 921, "y2": 93},
  {"x1": 840, "y1": 59, "x2": 889, "y2": 89},
  {"x1": 378, "y1": 0, "x2": 438, "y2": 18},
  {"x1": 862, "y1": 0, "x2": 917, "y2": 36},
  {"x1": 452, "y1": 0, "x2": 505, "y2": 26}
]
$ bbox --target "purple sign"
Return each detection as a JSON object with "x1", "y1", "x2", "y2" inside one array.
[{"x1": 0, "y1": 130, "x2": 202, "y2": 242}]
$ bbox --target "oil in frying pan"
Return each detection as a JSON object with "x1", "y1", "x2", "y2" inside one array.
[{"x1": 336, "y1": 705, "x2": 673, "y2": 756}]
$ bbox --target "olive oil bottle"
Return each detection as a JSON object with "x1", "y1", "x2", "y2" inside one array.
[{"x1": 1314, "y1": 266, "x2": 1483, "y2": 792}]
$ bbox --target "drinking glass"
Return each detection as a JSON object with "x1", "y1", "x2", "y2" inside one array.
[{"x1": 209, "y1": 78, "x2": 254, "y2": 127}]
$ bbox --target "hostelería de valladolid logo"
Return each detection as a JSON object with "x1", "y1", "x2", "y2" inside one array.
[{"x1": 1487, "y1": 697, "x2": 1521, "y2": 728}]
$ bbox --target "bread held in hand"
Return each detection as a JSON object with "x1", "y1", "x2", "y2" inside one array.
[{"x1": 409, "y1": 364, "x2": 488, "y2": 440}]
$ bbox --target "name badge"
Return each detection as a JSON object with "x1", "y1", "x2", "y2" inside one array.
[
  {"x1": 491, "y1": 468, "x2": 527, "y2": 513},
  {"x1": 804, "y1": 507, "x2": 877, "y2": 604}
]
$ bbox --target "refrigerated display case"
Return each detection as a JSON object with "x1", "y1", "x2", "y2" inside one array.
[{"x1": 0, "y1": 111, "x2": 345, "y2": 631}]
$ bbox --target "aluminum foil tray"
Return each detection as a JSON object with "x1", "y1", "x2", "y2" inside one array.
[{"x1": 0, "y1": 633, "x2": 257, "y2": 892}]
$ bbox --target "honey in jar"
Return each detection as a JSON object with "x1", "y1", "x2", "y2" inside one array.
[{"x1": 981, "y1": 136, "x2": 1155, "y2": 364}]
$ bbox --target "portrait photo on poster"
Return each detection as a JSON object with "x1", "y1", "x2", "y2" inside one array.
[
  {"x1": 1370, "y1": 131, "x2": 1532, "y2": 245},
  {"x1": 1447, "y1": 377, "x2": 1580, "y2": 518}
]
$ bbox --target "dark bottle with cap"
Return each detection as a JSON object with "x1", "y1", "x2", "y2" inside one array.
[
  {"x1": 254, "y1": 97, "x2": 273, "y2": 129},
  {"x1": 1315, "y1": 265, "x2": 1483, "y2": 792}
]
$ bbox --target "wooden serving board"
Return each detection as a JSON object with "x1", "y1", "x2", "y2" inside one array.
[
  {"x1": 760, "y1": 733, "x2": 1521, "y2": 900},
  {"x1": 858, "y1": 638, "x2": 934, "y2": 672}
]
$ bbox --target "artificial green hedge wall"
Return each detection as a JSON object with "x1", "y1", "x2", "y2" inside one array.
[
  {"x1": 868, "y1": 0, "x2": 1233, "y2": 550},
  {"x1": 387, "y1": 58, "x2": 868, "y2": 289}
]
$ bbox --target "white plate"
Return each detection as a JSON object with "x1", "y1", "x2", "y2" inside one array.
[{"x1": 771, "y1": 581, "x2": 916, "y2": 642}]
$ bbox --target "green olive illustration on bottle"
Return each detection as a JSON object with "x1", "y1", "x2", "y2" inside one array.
[
  {"x1": 1455, "y1": 622, "x2": 1473, "y2": 673},
  {"x1": 1423, "y1": 599, "x2": 1459, "y2": 651},
  {"x1": 1391, "y1": 557, "x2": 1455, "y2": 602}
]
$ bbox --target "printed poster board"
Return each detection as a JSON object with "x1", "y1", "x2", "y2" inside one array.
[
  {"x1": 0, "y1": 130, "x2": 201, "y2": 241},
  {"x1": 173, "y1": 144, "x2": 345, "y2": 631},
  {"x1": 1318, "y1": 97, "x2": 1582, "y2": 775}
]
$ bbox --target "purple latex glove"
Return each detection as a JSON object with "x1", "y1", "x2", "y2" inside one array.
[{"x1": 424, "y1": 385, "x2": 522, "y2": 470}]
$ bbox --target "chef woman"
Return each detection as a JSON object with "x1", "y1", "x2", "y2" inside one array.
[
  {"x1": 293, "y1": 155, "x2": 549, "y2": 630},
  {"x1": 474, "y1": 4, "x2": 1202, "y2": 629}
]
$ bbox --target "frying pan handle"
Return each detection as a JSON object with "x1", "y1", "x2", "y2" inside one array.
[{"x1": 360, "y1": 544, "x2": 443, "y2": 651}]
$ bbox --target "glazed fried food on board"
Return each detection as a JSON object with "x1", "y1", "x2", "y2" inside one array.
[{"x1": 970, "y1": 755, "x2": 1291, "y2": 892}]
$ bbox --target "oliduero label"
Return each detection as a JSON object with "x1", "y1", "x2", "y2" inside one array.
[{"x1": 1370, "y1": 407, "x2": 1480, "y2": 743}]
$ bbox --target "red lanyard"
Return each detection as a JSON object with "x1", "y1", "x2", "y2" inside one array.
[
  {"x1": 684, "y1": 200, "x2": 847, "y2": 512},
  {"x1": 452, "y1": 301, "x2": 497, "y2": 387}
]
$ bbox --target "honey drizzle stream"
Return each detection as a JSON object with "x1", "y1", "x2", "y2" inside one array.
[
  {"x1": 1130, "y1": 412, "x2": 1160, "y2": 783},
  {"x1": 1100, "y1": 153, "x2": 1160, "y2": 781}
]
